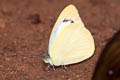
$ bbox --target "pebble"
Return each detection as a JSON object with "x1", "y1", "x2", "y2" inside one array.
[
  {"x1": 0, "y1": 19, "x2": 5, "y2": 28},
  {"x1": 28, "y1": 13, "x2": 41, "y2": 24}
]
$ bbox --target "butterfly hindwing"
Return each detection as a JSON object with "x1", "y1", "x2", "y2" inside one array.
[{"x1": 50, "y1": 23, "x2": 95, "y2": 65}]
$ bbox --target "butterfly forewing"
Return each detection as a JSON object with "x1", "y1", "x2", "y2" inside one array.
[
  {"x1": 48, "y1": 5, "x2": 85, "y2": 55},
  {"x1": 50, "y1": 23, "x2": 95, "y2": 65}
]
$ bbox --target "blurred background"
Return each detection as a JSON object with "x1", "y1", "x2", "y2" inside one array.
[{"x1": 0, "y1": 0, "x2": 120, "y2": 80}]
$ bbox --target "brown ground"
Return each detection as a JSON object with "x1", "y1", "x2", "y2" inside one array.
[{"x1": 0, "y1": 0, "x2": 120, "y2": 80}]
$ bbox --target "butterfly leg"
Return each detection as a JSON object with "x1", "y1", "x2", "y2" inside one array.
[
  {"x1": 52, "y1": 65, "x2": 55, "y2": 71},
  {"x1": 61, "y1": 65, "x2": 68, "y2": 71},
  {"x1": 46, "y1": 64, "x2": 51, "y2": 71},
  {"x1": 46, "y1": 64, "x2": 56, "y2": 71}
]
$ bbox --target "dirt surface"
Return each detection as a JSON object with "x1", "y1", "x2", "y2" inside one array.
[{"x1": 0, "y1": 0, "x2": 120, "y2": 80}]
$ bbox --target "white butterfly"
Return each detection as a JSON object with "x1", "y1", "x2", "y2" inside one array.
[{"x1": 43, "y1": 4, "x2": 95, "y2": 66}]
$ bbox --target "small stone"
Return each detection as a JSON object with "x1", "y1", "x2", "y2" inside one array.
[
  {"x1": 0, "y1": 19, "x2": 5, "y2": 28},
  {"x1": 5, "y1": 57, "x2": 10, "y2": 61},
  {"x1": 28, "y1": 13, "x2": 41, "y2": 24}
]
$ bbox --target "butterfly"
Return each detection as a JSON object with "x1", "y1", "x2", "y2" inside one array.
[
  {"x1": 92, "y1": 30, "x2": 120, "y2": 80},
  {"x1": 43, "y1": 4, "x2": 95, "y2": 66}
]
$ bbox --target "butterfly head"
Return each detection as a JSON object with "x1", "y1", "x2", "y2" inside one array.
[{"x1": 43, "y1": 55, "x2": 54, "y2": 65}]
